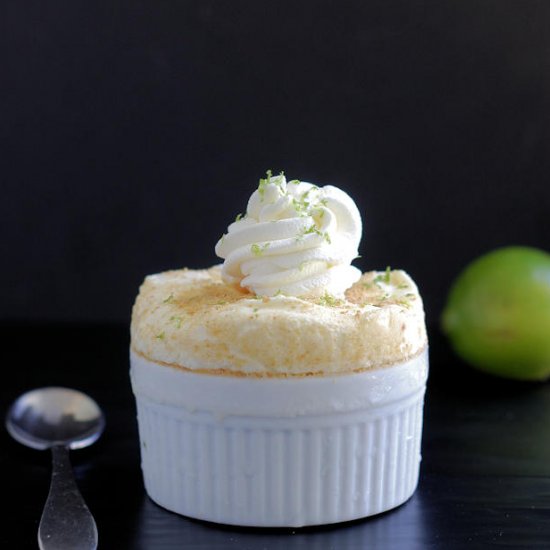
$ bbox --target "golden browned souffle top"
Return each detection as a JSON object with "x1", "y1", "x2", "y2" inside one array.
[{"x1": 130, "y1": 266, "x2": 427, "y2": 376}]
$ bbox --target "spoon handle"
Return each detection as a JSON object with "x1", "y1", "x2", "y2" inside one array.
[{"x1": 38, "y1": 445, "x2": 98, "y2": 550}]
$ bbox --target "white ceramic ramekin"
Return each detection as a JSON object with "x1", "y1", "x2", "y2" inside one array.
[{"x1": 130, "y1": 348, "x2": 428, "y2": 527}]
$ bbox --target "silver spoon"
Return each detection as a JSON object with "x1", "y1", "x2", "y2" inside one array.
[{"x1": 6, "y1": 387, "x2": 105, "y2": 550}]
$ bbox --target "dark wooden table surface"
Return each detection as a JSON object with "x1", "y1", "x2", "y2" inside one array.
[{"x1": 1, "y1": 322, "x2": 549, "y2": 549}]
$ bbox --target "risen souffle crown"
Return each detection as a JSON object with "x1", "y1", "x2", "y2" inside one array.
[
  {"x1": 131, "y1": 174, "x2": 427, "y2": 376},
  {"x1": 130, "y1": 266, "x2": 427, "y2": 376}
]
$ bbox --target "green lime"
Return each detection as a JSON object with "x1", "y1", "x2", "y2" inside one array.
[{"x1": 441, "y1": 246, "x2": 550, "y2": 381}]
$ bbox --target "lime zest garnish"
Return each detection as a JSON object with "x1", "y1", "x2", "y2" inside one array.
[
  {"x1": 301, "y1": 224, "x2": 331, "y2": 244},
  {"x1": 258, "y1": 170, "x2": 272, "y2": 198},
  {"x1": 304, "y1": 224, "x2": 318, "y2": 235},
  {"x1": 251, "y1": 242, "x2": 270, "y2": 256},
  {"x1": 374, "y1": 266, "x2": 391, "y2": 286},
  {"x1": 155, "y1": 331, "x2": 165, "y2": 340},
  {"x1": 319, "y1": 292, "x2": 342, "y2": 307},
  {"x1": 162, "y1": 293, "x2": 175, "y2": 304},
  {"x1": 258, "y1": 169, "x2": 286, "y2": 198},
  {"x1": 169, "y1": 316, "x2": 182, "y2": 329},
  {"x1": 292, "y1": 197, "x2": 308, "y2": 216}
]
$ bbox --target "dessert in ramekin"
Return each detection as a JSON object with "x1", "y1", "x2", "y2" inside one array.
[{"x1": 130, "y1": 173, "x2": 428, "y2": 527}]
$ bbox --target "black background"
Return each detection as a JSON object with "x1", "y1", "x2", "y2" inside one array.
[{"x1": 2, "y1": 0, "x2": 550, "y2": 325}]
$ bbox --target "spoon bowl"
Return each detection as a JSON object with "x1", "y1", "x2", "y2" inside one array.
[
  {"x1": 6, "y1": 386, "x2": 104, "y2": 550},
  {"x1": 6, "y1": 386, "x2": 105, "y2": 451}
]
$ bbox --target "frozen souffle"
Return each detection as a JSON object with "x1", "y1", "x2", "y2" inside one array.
[{"x1": 130, "y1": 172, "x2": 428, "y2": 526}]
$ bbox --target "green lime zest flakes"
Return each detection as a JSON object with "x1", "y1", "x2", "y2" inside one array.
[
  {"x1": 258, "y1": 170, "x2": 272, "y2": 197},
  {"x1": 274, "y1": 289, "x2": 283, "y2": 296},
  {"x1": 301, "y1": 224, "x2": 331, "y2": 243},
  {"x1": 258, "y1": 169, "x2": 285, "y2": 197},
  {"x1": 304, "y1": 224, "x2": 318, "y2": 235},
  {"x1": 292, "y1": 197, "x2": 308, "y2": 216},
  {"x1": 169, "y1": 316, "x2": 182, "y2": 329},
  {"x1": 374, "y1": 266, "x2": 391, "y2": 286},
  {"x1": 291, "y1": 186, "x2": 320, "y2": 216},
  {"x1": 397, "y1": 283, "x2": 409, "y2": 289},
  {"x1": 251, "y1": 242, "x2": 270, "y2": 256},
  {"x1": 162, "y1": 293, "x2": 175, "y2": 304},
  {"x1": 215, "y1": 300, "x2": 228, "y2": 306},
  {"x1": 235, "y1": 213, "x2": 244, "y2": 222},
  {"x1": 318, "y1": 292, "x2": 342, "y2": 307},
  {"x1": 288, "y1": 179, "x2": 300, "y2": 185},
  {"x1": 274, "y1": 175, "x2": 286, "y2": 191},
  {"x1": 155, "y1": 331, "x2": 165, "y2": 340}
]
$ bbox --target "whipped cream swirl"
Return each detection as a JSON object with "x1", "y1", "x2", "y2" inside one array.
[{"x1": 215, "y1": 173, "x2": 362, "y2": 297}]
